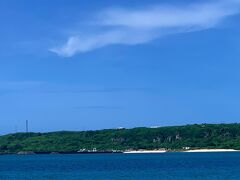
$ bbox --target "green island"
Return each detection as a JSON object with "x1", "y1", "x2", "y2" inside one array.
[{"x1": 1, "y1": 123, "x2": 240, "y2": 154}]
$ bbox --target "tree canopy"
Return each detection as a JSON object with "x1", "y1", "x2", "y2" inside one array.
[{"x1": 0, "y1": 123, "x2": 240, "y2": 153}]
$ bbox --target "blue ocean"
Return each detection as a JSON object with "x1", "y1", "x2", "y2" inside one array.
[{"x1": 0, "y1": 152, "x2": 240, "y2": 179}]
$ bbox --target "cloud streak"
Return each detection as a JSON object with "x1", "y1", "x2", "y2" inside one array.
[{"x1": 50, "y1": 0, "x2": 240, "y2": 57}]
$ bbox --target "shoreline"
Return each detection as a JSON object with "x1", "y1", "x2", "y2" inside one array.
[
  {"x1": 1, "y1": 149, "x2": 240, "y2": 155},
  {"x1": 184, "y1": 149, "x2": 240, "y2": 152},
  {"x1": 123, "y1": 149, "x2": 240, "y2": 154},
  {"x1": 123, "y1": 150, "x2": 166, "y2": 154}
]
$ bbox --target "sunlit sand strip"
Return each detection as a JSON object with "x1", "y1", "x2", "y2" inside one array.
[
  {"x1": 123, "y1": 150, "x2": 166, "y2": 153},
  {"x1": 185, "y1": 149, "x2": 240, "y2": 152}
]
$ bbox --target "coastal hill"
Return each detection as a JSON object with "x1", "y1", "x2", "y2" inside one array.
[{"x1": 0, "y1": 123, "x2": 240, "y2": 154}]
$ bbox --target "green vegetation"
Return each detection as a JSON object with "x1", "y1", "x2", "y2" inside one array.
[{"x1": 1, "y1": 123, "x2": 240, "y2": 153}]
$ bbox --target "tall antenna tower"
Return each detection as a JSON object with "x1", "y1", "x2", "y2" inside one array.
[
  {"x1": 14, "y1": 125, "x2": 18, "y2": 133},
  {"x1": 26, "y1": 120, "x2": 29, "y2": 133}
]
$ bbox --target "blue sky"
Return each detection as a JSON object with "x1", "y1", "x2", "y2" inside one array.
[{"x1": 0, "y1": 0, "x2": 240, "y2": 133}]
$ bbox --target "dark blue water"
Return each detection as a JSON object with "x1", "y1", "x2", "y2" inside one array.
[{"x1": 0, "y1": 152, "x2": 240, "y2": 179}]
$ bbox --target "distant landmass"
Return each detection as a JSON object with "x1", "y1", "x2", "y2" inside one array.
[{"x1": 1, "y1": 123, "x2": 240, "y2": 154}]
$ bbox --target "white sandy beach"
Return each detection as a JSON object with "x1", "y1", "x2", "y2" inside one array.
[
  {"x1": 123, "y1": 149, "x2": 240, "y2": 153},
  {"x1": 123, "y1": 150, "x2": 166, "y2": 153},
  {"x1": 185, "y1": 149, "x2": 240, "y2": 152}
]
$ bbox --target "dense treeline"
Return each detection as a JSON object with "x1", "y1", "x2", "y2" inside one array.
[{"x1": 1, "y1": 123, "x2": 240, "y2": 153}]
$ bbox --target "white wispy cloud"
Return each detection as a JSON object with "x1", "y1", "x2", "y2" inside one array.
[{"x1": 50, "y1": 0, "x2": 240, "y2": 57}]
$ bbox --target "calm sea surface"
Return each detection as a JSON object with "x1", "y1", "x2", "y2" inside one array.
[{"x1": 0, "y1": 152, "x2": 240, "y2": 179}]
